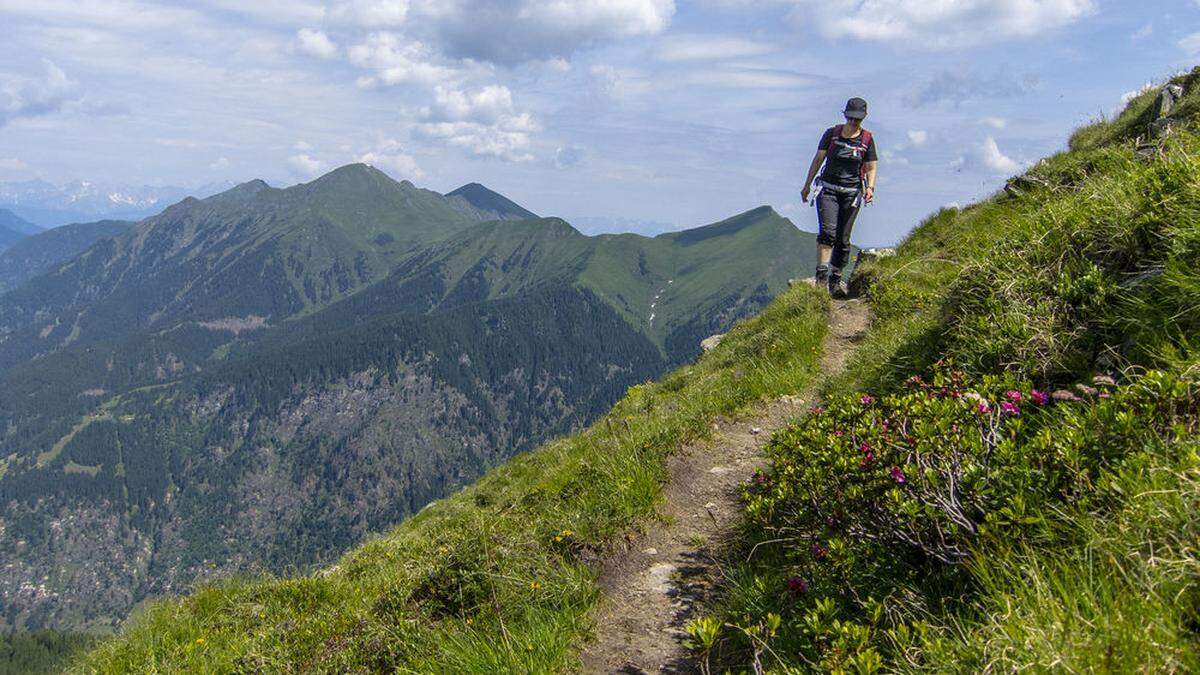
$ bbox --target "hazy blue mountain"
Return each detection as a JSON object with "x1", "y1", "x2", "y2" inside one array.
[
  {"x1": 0, "y1": 178, "x2": 233, "y2": 228},
  {"x1": 0, "y1": 209, "x2": 37, "y2": 252}
]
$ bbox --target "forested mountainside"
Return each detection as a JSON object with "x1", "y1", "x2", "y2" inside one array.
[
  {"x1": 0, "y1": 164, "x2": 815, "y2": 632},
  {"x1": 0, "y1": 220, "x2": 132, "y2": 294},
  {"x1": 76, "y1": 69, "x2": 1200, "y2": 673}
]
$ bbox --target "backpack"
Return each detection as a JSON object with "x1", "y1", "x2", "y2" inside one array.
[{"x1": 825, "y1": 124, "x2": 873, "y2": 179}]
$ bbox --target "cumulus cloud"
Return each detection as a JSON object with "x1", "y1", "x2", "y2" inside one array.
[
  {"x1": 0, "y1": 59, "x2": 82, "y2": 127},
  {"x1": 347, "y1": 33, "x2": 465, "y2": 87},
  {"x1": 415, "y1": 85, "x2": 538, "y2": 161},
  {"x1": 682, "y1": 65, "x2": 812, "y2": 89},
  {"x1": 657, "y1": 34, "x2": 774, "y2": 61},
  {"x1": 791, "y1": 0, "x2": 1096, "y2": 49},
  {"x1": 980, "y1": 116, "x2": 1007, "y2": 129},
  {"x1": 357, "y1": 138, "x2": 424, "y2": 178},
  {"x1": 950, "y1": 136, "x2": 1022, "y2": 174},
  {"x1": 906, "y1": 129, "x2": 928, "y2": 146},
  {"x1": 296, "y1": 28, "x2": 339, "y2": 59},
  {"x1": 288, "y1": 153, "x2": 326, "y2": 177}
]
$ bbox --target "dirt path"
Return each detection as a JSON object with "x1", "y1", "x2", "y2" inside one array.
[{"x1": 580, "y1": 298, "x2": 870, "y2": 674}]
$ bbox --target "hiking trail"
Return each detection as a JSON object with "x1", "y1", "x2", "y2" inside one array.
[{"x1": 580, "y1": 298, "x2": 871, "y2": 674}]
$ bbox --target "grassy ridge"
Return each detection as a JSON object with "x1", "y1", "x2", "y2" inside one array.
[
  {"x1": 701, "y1": 68, "x2": 1200, "y2": 671},
  {"x1": 78, "y1": 283, "x2": 829, "y2": 671}
]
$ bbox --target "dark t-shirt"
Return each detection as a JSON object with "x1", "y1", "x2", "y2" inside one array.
[{"x1": 818, "y1": 126, "x2": 878, "y2": 188}]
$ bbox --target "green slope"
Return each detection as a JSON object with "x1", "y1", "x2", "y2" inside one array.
[
  {"x1": 0, "y1": 219, "x2": 132, "y2": 294},
  {"x1": 447, "y1": 182, "x2": 540, "y2": 220},
  {"x1": 0, "y1": 208, "x2": 36, "y2": 252}
]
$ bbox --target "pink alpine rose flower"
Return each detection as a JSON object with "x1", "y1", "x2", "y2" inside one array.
[
  {"x1": 1005, "y1": 390, "x2": 1022, "y2": 403},
  {"x1": 890, "y1": 466, "x2": 907, "y2": 484},
  {"x1": 1030, "y1": 389, "x2": 1049, "y2": 406},
  {"x1": 1001, "y1": 401, "x2": 1021, "y2": 416}
]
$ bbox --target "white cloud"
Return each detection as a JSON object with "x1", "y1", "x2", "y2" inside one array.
[
  {"x1": 1120, "y1": 82, "x2": 1157, "y2": 107},
  {"x1": 792, "y1": 0, "x2": 1096, "y2": 49},
  {"x1": 327, "y1": 0, "x2": 412, "y2": 27},
  {"x1": 590, "y1": 64, "x2": 651, "y2": 99},
  {"x1": 657, "y1": 34, "x2": 774, "y2": 61},
  {"x1": 1180, "y1": 32, "x2": 1200, "y2": 55},
  {"x1": 0, "y1": 59, "x2": 82, "y2": 127},
  {"x1": 980, "y1": 116, "x2": 1007, "y2": 129},
  {"x1": 296, "y1": 28, "x2": 338, "y2": 59},
  {"x1": 288, "y1": 153, "x2": 325, "y2": 177},
  {"x1": 209, "y1": 156, "x2": 230, "y2": 170},
  {"x1": 294, "y1": 140, "x2": 313, "y2": 151},
  {"x1": 357, "y1": 138, "x2": 423, "y2": 179},
  {"x1": 415, "y1": 85, "x2": 538, "y2": 162},
  {"x1": 978, "y1": 136, "x2": 1020, "y2": 174},
  {"x1": 347, "y1": 32, "x2": 465, "y2": 87},
  {"x1": 906, "y1": 129, "x2": 928, "y2": 146},
  {"x1": 682, "y1": 66, "x2": 812, "y2": 89}
]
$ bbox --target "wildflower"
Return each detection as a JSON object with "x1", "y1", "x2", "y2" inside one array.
[
  {"x1": 977, "y1": 400, "x2": 991, "y2": 414},
  {"x1": 465, "y1": 617, "x2": 473, "y2": 626},
  {"x1": 810, "y1": 406, "x2": 824, "y2": 414},
  {"x1": 1076, "y1": 383, "x2": 1098, "y2": 397},
  {"x1": 755, "y1": 472, "x2": 767, "y2": 485},
  {"x1": 811, "y1": 543, "x2": 828, "y2": 559},
  {"x1": 908, "y1": 374, "x2": 922, "y2": 385},
  {"x1": 834, "y1": 430, "x2": 844, "y2": 437},
  {"x1": 195, "y1": 638, "x2": 205, "y2": 645},
  {"x1": 860, "y1": 394, "x2": 875, "y2": 406},
  {"x1": 787, "y1": 576, "x2": 809, "y2": 595},
  {"x1": 1030, "y1": 389, "x2": 1049, "y2": 406},
  {"x1": 438, "y1": 546, "x2": 449, "y2": 554},
  {"x1": 860, "y1": 451, "x2": 875, "y2": 467},
  {"x1": 1052, "y1": 389, "x2": 1080, "y2": 401},
  {"x1": 1093, "y1": 374, "x2": 1116, "y2": 387},
  {"x1": 530, "y1": 581, "x2": 541, "y2": 590},
  {"x1": 859, "y1": 441, "x2": 871, "y2": 454},
  {"x1": 890, "y1": 466, "x2": 907, "y2": 484},
  {"x1": 1005, "y1": 390, "x2": 1022, "y2": 403},
  {"x1": 950, "y1": 423, "x2": 959, "y2": 433},
  {"x1": 1001, "y1": 401, "x2": 1020, "y2": 416}
]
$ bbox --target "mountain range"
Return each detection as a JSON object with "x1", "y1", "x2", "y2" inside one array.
[
  {"x1": 0, "y1": 209, "x2": 39, "y2": 252},
  {"x1": 0, "y1": 164, "x2": 815, "y2": 632},
  {"x1": 0, "y1": 179, "x2": 234, "y2": 229}
]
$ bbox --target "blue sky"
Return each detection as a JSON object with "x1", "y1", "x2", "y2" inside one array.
[{"x1": 0, "y1": 1, "x2": 1197, "y2": 245}]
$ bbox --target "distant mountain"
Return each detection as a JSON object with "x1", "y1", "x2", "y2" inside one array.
[
  {"x1": 0, "y1": 220, "x2": 133, "y2": 294},
  {"x1": 0, "y1": 163, "x2": 814, "y2": 632},
  {"x1": 0, "y1": 209, "x2": 38, "y2": 252},
  {"x1": 569, "y1": 215, "x2": 681, "y2": 236},
  {"x1": 0, "y1": 179, "x2": 233, "y2": 228},
  {"x1": 447, "y1": 182, "x2": 539, "y2": 220}
]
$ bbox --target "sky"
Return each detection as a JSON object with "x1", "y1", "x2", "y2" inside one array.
[{"x1": 0, "y1": 1, "x2": 1197, "y2": 245}]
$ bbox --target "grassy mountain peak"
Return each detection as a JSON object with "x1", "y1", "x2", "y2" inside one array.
[{"x1": 447, "y1": 182, "x2": 539, "y2": 220}]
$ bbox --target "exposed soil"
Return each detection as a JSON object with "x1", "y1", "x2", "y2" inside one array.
[{"x1": 580, "y1": 298, "x2": 870, "y2": 674}]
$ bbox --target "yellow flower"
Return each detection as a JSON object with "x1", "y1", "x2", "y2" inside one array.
[
  {"x1": 438, "y1": 546, "x2": 449, "y2": 554},
  {"x1": 465, "y1": 618, "x2": 473, "y2": 626},
  {"x1": 529, "y1": 581, "x2": 541, "y2": 590},
  {"x1": 195, "y1": 638, "x2": 205, "y2": 645}
]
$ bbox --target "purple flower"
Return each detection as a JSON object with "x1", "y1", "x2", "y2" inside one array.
[
  {"x1": 1030, "y1": 390, "x2": 1049, "y2": 406},
  {"x1": 861, "y1": 451, "x2": 875, "y2": 467},
  {"x1": 890, "y1": 466, "x2": 907, "y2": 484},
  {"x1": 859, "y1": 441, "x2": 872, "y2": 454},
  {"x1": 1006, "y1": 390, "x2": 1022, "y2": 403},
  {"x1": 950, "y1": 423, "x2": 960, "y2": 434},
  {"x1": 811, "y1": 543, "x2": 827, "y2": 559},
  {"x1": 1001, "y1": 401, "x2": 1021, "y2": 416},
  {"x1": 787, "y1": 576, "x2": 809, "y2": 595},
  {"x1": 860, "y1": 394, "x2": 875, "y2": 406},
  {"x1": 1052, "y1": 389, "x2": 1080, "y2": 402},
  {"x1": 977, "y1": 400, "x2": 992, "y2": 414},
  {"x1": 1093, "y1": 375, "x2": 1117, "y2": 387},
  {"x1": 1076, "y1": 383, "x2": 1098, "y2": 397}
]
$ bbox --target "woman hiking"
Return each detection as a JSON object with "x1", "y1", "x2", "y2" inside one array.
[{"x1": 800, "y1": 97, "x2": 878, "y2": 298}]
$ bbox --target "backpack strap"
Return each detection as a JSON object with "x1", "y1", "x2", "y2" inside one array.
[
  {"x1": 858, "y1": 129, "x2": 873, "y2": 179},
  {"x1": 825, "y1": 124, "x2": 844, "y2": 155}
]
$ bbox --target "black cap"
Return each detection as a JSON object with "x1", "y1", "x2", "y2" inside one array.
[{"x1": 843, "y1": 97, "x2": 868, "y2": 120}]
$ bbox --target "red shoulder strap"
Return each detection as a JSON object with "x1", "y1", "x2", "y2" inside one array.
[
  {"x1": 826, "y1": 125, "x2": 844, "y2": 154},
  {"x1": 859, "y1": 129, "x2": 873, "y2": 178}
]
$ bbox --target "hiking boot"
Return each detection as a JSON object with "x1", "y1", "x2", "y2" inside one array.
[
  {"x1": 814, "y1": 265, "x2": 831, "y2": 286},
  {"x1": 830, "y1": 277, "x2": 849, "y2": 299}
]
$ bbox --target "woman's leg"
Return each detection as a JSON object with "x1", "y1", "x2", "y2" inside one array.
[
  {"x1": 830, "y1": 192, "x2": 861, "y2": 283},
  {"x1": 815, "y1": 190, "x2": 840, "y2": 283}
]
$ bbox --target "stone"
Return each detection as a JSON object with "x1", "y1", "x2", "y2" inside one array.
[{"x1": 700, "y1": 334, "x2": 725, "y2": 352}]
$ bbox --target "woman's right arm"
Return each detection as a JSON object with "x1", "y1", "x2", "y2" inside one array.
[{"x1": 801, "y1": 150, "x2": 826, "y2": 203}]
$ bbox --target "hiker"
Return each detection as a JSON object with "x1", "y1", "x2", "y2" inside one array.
[{"x1": 800, "y1": 97, "x2": 878, "y2": 298}]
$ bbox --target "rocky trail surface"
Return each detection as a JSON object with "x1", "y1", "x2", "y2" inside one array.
[{"x1": 581, "y1": 298, "x2": 871, "y2": 673}]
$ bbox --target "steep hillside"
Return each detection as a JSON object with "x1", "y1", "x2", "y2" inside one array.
[
  {"x1": 0, "y1": 165, "x2": 815, "y2": 634},
  {"x1": 698, "y1": 69, "x2": 1200, "y2": 672},
  {"x1": 0, "y1": 220, "x2": 132, "y2": 294},
  {"x1": 77, "y1": 68, "x2": 1200, "y2": 673}
]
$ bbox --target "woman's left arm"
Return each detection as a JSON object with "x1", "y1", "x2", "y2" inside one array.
[{"x1": 864, "y1": 161, "x2": 878, "y2": 203}]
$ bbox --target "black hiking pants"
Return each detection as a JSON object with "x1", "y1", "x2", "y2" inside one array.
[{"x1": 815, "y1": 188, "x2": 861, "y2": 279}]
